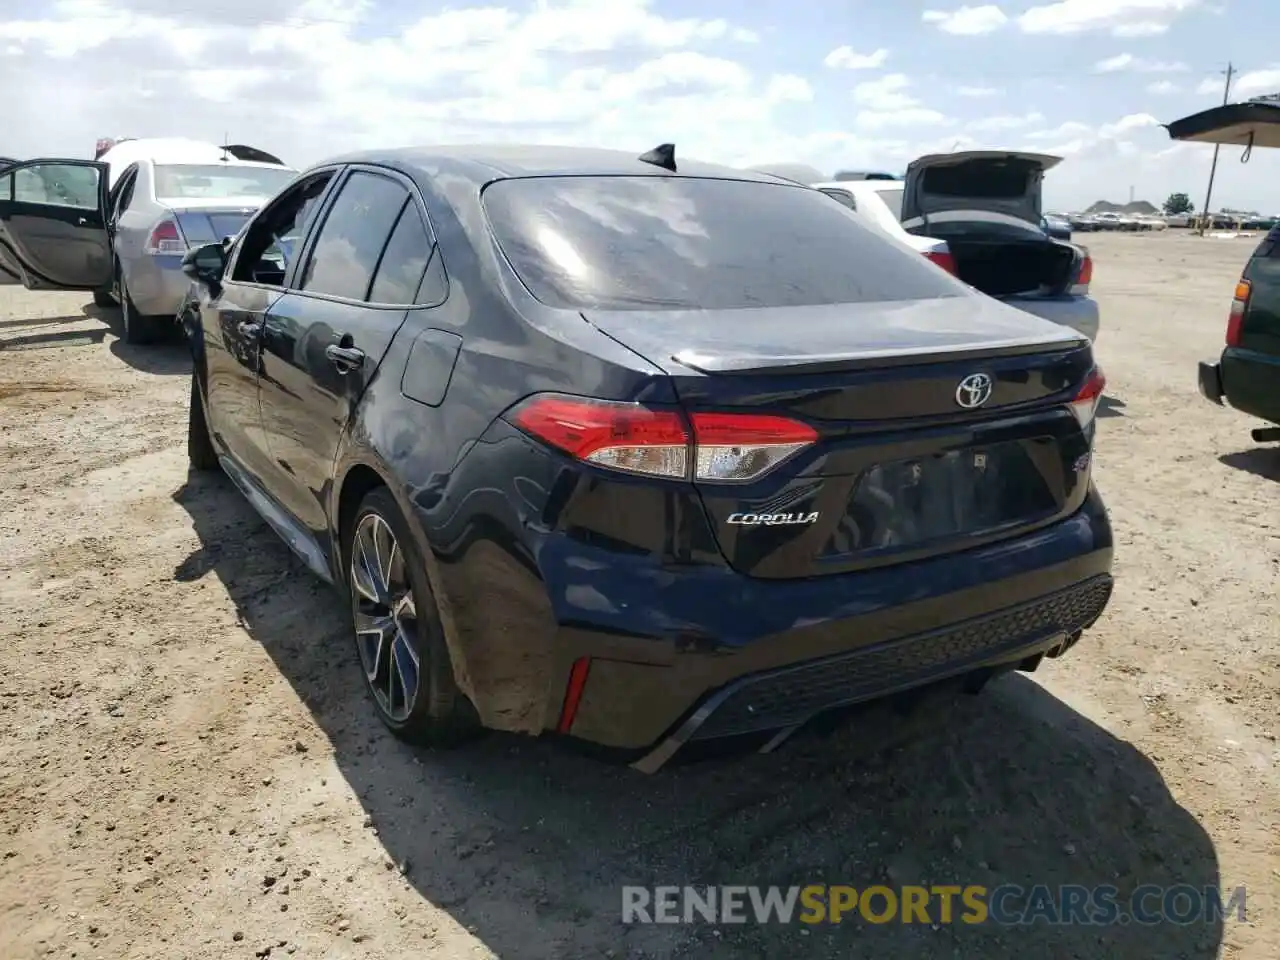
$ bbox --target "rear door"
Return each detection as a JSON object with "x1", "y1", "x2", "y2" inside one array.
[
  {"x1": 256, "y1": 165, "x2": 437, "y2": 538},
  {"x1": 0, "y1": 159, "x2": 112, "y2": 290}
]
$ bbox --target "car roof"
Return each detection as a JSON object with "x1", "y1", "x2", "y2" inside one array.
[
  {"x1": 99, "y1": 138, "x2": 292, "y2": 171},
  {"x1": 316, "y1": 144, "x2": 797, "y2": 187}
]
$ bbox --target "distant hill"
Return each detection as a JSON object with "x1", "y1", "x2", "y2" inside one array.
[{"x1": 1085, "y1": 199, "x2": 1159, "y2": 215}]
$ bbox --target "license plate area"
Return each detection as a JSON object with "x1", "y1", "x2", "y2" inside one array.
[{"x1": 820, "y1": 438, "x2": 1060, "y2": 555}]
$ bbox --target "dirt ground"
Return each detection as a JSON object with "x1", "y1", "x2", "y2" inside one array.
[{"x1": 0, "y1": 231, "x2": 1277, "y2": 960}]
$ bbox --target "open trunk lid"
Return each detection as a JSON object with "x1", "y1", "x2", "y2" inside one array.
[
  {"x1": 1166, "y1": 96, "x2": 1280, "y2": 150},
  {"x1": 583, "y1": 299, "x2": 1097, "y2": 580},
  {"x1": 902, "y1": 150, "x2": 1062, "y2": 227}
]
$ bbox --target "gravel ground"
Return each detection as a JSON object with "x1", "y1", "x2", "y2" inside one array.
[{"x1": 0, "y1": 231, "x2": 1276, "y2": 959}]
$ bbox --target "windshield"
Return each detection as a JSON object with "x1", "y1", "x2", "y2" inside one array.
[
  {"x1": 154, "y1": 164, "x2": 296, "y2": 201},
  {"x1": 482, "y1": 176, "x2": 960, "y2": 311}
]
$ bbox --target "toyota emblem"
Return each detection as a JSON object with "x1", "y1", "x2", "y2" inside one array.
[{"x1": 955, "y1": 373, "x2": 993, "y2": 409}]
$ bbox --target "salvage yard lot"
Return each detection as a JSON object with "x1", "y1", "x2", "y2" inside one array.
[{"x1": 0, "y1": 231, "x2": 1277, "y2": 959}]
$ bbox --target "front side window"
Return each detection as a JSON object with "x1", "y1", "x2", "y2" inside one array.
[
  {"x1": 3, "y1": 162, "x2": 102, "y2": 210},
  {"x1": 482, "y1": 176, "x2": 959, "y2": 311},
  {"x1": 301, "y1": 171, "x2": 410, "y2": 301},
  {"x1": 231, "y1": 171, "x2": 335, "y2": 286}
]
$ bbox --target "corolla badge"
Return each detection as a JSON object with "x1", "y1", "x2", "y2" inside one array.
[
  {"x1": 727, "y1": 512, "x2": 820, "y2": 526},
  {"x1": 955, "y1": 372, "x2": 994, "y2": 409}
]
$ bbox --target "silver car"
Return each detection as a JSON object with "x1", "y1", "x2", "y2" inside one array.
[{"x1": 0, "y1": 142, "x2": 297, "y2": 343}]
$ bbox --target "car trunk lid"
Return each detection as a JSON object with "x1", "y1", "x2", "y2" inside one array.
[
  {"x1": 168, "y1": 198, "x2": 270, "y2": 247},
  {"x1": 582, "y1": 298, "x2": 1097, "y2": 580},
  {"x1": 901, "y1": 150, "x2": 1062, "y2": 227}
]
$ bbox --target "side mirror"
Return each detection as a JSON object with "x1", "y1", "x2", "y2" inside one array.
[{"x1": 182, "y1": 241, "x2": 226, "y2": 285}]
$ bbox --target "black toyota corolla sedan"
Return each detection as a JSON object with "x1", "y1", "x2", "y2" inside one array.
[{"x1": 132, "y1": 144, "x2": 1112, "y2": 770}]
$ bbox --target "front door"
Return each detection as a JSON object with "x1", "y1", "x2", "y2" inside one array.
[
  {"x1": 198, "y1": 169, "x2": 339, "y2": 478},
  {"x1": 0, "y1": 159, "x2": 112, "y2": 289},
  {"x1": 257, "y1": 167, "x2": 436, "y2": 539}
]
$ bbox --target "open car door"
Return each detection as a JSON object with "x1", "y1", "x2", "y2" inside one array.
[
  {"x1": 1166, "y1": 95, "x2": 1280, "y2": 151},
  {"x1": 0, "y1": 158, "x2": 113, "y2": 290}
]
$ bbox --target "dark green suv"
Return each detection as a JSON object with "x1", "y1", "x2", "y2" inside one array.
[
  {"x1": 1198, "y1": 228, "x2": 1280, "y2": 442},
  {"x1": 1167, "y1": 96, "x2": 1280, "y2": 442}
]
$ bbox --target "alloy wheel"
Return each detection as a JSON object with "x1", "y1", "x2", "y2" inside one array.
[{"x1": 349, "y1": 513, "x2": 421, "y2": 722}]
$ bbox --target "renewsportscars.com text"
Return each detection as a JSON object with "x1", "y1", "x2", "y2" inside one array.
[{"x1": 622, "y1": 884, "x2": 1247, "y2": 927}]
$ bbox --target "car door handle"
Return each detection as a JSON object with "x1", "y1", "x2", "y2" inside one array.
[
  {"x1": 325, "y1": 344, "x2": 366, "y2": 373},
  {"x1": 237, "y1": 321, "x2": 262, "y2": 337}
]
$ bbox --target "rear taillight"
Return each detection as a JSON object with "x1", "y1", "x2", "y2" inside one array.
[
  {"x1": 924, "y1": 250, "x2": 957, "y2": 275},
  {"x1": 1070, "y1": 253, "x2": 1093, "y2": 296},
  {"x1": 144, "y1": 218, "x2": 187, "y2": 256},
  {"x1": 509, "y1": 395, "x2": 818, "y2": 483},
  {"x1": 1227, "y1": 278, "x2": 1250, "y2": 347},
  {"x1": 1069, "y1": 366, "x2": 1107, "y2": 429}
]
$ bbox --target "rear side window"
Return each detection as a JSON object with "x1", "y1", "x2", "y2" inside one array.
[
  {"x1": 482, "y1": 176, "x2": 959, "y2": 311},
  {"x1": 302, "y1": 171, "x2": 409, "y2": 301},
  {"x1": 368, "y1": 201, "x2": 435, "y2": 304},
  {"x1": 819, "y1": 188, "x2": 857, "y2": 211}
]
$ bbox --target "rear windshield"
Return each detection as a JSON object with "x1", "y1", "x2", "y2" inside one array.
[
  {"x1": 874, "y1": 187, "x2": 904, "y2": 220},
  {"x1": 154, "y1": 164, "x2": 296, "y2": 201},
  {"x1": 482, "y1": 176, "x2": 960, "y2": 311}
]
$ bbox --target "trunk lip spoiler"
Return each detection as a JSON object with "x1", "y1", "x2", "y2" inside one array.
[{"x1": 672, "y1": 335, "x2": 1088, "y2": 376}]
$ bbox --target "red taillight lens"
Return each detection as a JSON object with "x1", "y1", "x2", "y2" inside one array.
[
  {"x1": 1069, "y1": 366, "x2": 1107, "y2": 428},
  {"x1": 924, "y1": 250, "x2": 957, "y2": 275},
  {"x1": 144, "y1": 218, "x2": 186, "y2": 256},
  {"x1": 509, "y1": 395, "x2": 818, "y2": 482},
  {"x1": 1227, "y1": 279, "x2": 1250, "y2": 347},
  {"x1": 1076, "y1": 255, "x2": 1093, "y2": 286}
]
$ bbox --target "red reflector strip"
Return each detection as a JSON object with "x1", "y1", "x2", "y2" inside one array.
[{"x1": 556, "y1": 657, "x2": 592, "y2": 734}]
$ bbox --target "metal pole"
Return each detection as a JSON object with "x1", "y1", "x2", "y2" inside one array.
[{"x1": 1199, "y1": 62, "x2": 1235, "y2": 235}]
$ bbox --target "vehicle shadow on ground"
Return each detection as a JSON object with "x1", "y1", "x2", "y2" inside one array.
[
  {"x1": 1219, "y1": 448, "x2": 1280, "y2": 482},
  {"x1": 1097, "y1": 395, "x2": 1127, "y2": 418},
  {"x1": 0, "y1": 326, "x2": 109, "y2": 351},
  {"x1": 172, "y1": 471, "x2": 1224, "y2": 960},
  {"x1": 78, "y1": 302, "x2": 191, "y2": 375}
]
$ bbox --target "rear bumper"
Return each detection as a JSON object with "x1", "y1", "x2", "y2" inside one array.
[
  {"x1": 123, "y1": 254, "x2": 190, "y2": 318},
  {"x1": 1198, "y1": 360, "x2": 1225, "y2": 405},
  {"x1": 1218, "y1": 347, "x2": 1280, "y2": 424},
  {"x1": 543, "y1": 487, "x2": 1114, "y2": 765},
  {"x1": 1005, "y1": 294, "x2": 1099, "y2": 342}
]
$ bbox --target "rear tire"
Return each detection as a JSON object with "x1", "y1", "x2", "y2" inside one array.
[
  {"x1": 344, "y1": 486, "x2": 480, "y2": 747},
  {"x1": 117, "y1": 266, "x2": 165, "y2": 346},
  {"x1": 187, "y1": 376, "x2": 219, "y2": 472}
]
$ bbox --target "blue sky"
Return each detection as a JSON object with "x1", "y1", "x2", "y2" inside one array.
[{"x1": 4, "y1": 0, "x2": 1280, "y2": 212}]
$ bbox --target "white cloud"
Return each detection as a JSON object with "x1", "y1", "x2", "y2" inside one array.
[
  {"x1": 957, "y1": 85, "x2": 1001, "y2": 97},
  {"x1": 1196, "y1": 76, "x2": 1224, "y2": 96},
  {"x1": 1234, "y1": 67, "x2": 1280, "y2": 98},
  {"x1": 765, "y1": 74, "x2": 814, "y2": 103},
  {"x1": 852, "y1": 73, "x2": 919, "y2": 111},
  {"x1": 1018, "y1": 0, "x2": 1203, "y2": 37},
  {"x1": 856, "y1": 107, "x2": 952, "y2": 131},
  {"x1": 968, "y1": 111, "x2": 1045, "y2": 132},
  {"x1": 922, "y1": 5, "x2": 1009, "y2": 35},
  {"x1": 1094, "y1": 53, "x2": 1188, "y2": 73},
  {"x1": 823, "y1": 46, "x2": 888, "y2": 70},
  {"x1": 1147, "y1": 80, "x2": 1180, "y2": 95}
]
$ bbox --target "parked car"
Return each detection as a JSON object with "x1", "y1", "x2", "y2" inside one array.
[
  {"x1": 829, "y1": 152, "x2": 1099, "y2": 342},
  {"x1": 7, "y1": 143, "x2": 1115, "y2": 768},
  {"x1": 811, "y1": 179, "x2": 955, "y2": 271},
  {"x1": 1198, "y1": 223, "x2": 1280, "y2": 442},
  {"x1": 1042, "y1": 213, "x2": 1072, "y2": 240},
  {"x1": 0, "y1": 139, "x2": 297, "y2": 344}
]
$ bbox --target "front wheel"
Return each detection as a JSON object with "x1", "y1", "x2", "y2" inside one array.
[{"x1": 345, "y1": 487, "x2": 480, "y2": 746}]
